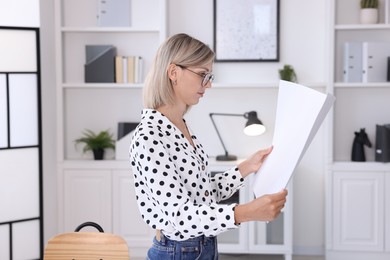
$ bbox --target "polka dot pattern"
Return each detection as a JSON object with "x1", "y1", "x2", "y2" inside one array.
[{"x1": 129, "y1": 109, "x2": 244, "y2": 241}]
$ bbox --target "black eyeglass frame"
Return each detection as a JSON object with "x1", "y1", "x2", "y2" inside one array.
[{"x1": 176, "y1": 65, "x2": 215, "y2": 87}]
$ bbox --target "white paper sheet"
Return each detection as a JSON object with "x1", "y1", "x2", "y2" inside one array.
[{"x1": 253, "y1": 80, "x2": 335, "y2": 198}]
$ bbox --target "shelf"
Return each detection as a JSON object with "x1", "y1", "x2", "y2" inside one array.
[
  {"x1": 212, "y1": 82, "x2": 325, "y2": 89},
  {"x1": 335, "y1": 24, "x2": 390, "y2": 30},
  {"x1": 62, "y1": 83, "x2": 143, "y2": 89},
  {"x1": 61, "y1": 158, "x2": 243, "y2": 170},
  {"x1": 61, "y1": 27, "x2": 161, "y2": 33},
  {"x1": 61, "y1": 160, "x2": 130, "y2": 169},
  {"x1": 334, "y1": 82, "x2": 390, "y2": 88},
  {"x1": 332, "y1": 161, "x2": 390, "y2": 171},
  {"x1": 62, "y1": 82, "x2": 326, "y2": 90}
]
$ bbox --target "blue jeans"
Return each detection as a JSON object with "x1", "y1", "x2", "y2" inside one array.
[{"x1": 147, "y1": 233, "x2": 219, "y2": 260}]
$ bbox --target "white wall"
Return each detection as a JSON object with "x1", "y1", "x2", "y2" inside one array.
[{"x1": 169, "y1": 0, "x2": 328, "y2": 255}]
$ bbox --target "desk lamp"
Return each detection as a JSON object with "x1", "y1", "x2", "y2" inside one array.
[{"x1": 209, "y1": 111, "x2": 266, "y2": 161}]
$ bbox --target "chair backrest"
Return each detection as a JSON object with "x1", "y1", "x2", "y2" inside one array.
[{"x1": 44, "y1": 231, "x2": 130, "y2": 259}]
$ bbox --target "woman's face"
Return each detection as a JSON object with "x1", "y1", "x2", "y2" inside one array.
[{"x1": 173, "y1": 62, "x2": 213, "y2": 107}]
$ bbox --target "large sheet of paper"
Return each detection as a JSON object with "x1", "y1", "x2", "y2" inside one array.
[{"x1": 253, "y1": 80, "x2": 335, "y2": 198}]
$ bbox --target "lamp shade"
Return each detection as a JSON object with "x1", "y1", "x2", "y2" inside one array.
[{"x1": 243, "y1": 111, "x2": 266, "y2": 136}]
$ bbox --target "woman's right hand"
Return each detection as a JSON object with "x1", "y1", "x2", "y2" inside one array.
[{"x1": 234, "y1": 189, "x2": 288, "y2": 224}]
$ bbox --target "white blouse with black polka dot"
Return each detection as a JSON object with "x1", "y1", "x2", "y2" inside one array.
[{"x1": 129, "y1": 109, "x2": 244, "y2": 241}]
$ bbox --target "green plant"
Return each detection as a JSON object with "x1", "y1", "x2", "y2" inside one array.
[
  {"x1": 278, "y1": 64, "x2": 298, "y2": 83},
  {"x1": 360, "y1": 0, "x2": 378, "y2": 8},
  {"x1": 74, "y1": 129, "x2": 115, "y2": 154}
]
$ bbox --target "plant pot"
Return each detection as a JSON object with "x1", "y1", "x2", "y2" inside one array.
[
  {"x1": 93, "y1": 148, "x2": 105, "y2": 160},
  {"x1": 360, "y1": 8, "x2": 378, "y2": 24}
]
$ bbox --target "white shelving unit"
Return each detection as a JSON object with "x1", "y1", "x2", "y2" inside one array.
[
  {"x1": 54, "y1": 0, "x2": 167, "y2": 258},
  {"x1": 326, "y1": 1, "x2": 390, "y2": 259}
]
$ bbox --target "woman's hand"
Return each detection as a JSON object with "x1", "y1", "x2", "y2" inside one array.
[
  {"x1": 234, "y1": 189, "x2": 288, "y2": 224},
  {"x1": 238, "y1": 146, "x2": 273, "y2": 178}
]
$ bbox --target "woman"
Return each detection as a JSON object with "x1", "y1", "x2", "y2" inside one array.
[{"x1": 129, "y1": 33, "x2": 287, "y2": 260}]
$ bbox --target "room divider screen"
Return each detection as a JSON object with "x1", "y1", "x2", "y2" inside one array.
[{"x1": 0, "y1": 26, "x2": 42, "y2": 260}]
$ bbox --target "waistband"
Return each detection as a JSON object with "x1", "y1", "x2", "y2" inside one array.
[{"x1": 155, "y1": 229, "x2": 216, "y2": 246}]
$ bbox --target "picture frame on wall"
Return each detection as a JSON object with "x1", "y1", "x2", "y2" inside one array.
[{"x1": 213, "y1": 0, "x2": 279, "y2": 62}]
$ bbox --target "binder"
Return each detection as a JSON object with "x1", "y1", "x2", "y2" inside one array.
[
  {"x1": 362, "y1": 42, "x2": 390, "y2": 82},
  {"x1": 97, "y1": 0, "x2": 131, "y2": 27},
  {"x1": 343, "y1": 42, "x2": 363, "y2": 82},
  {"x1": 375, "y1": 124, "x2": 390, "y2": 162},
  {"x1": 117, "y1": 122, "x2": 138, "y2": 140},
  {"x1": 85, "y1": 45, "x2": 116, "y2": 83}
]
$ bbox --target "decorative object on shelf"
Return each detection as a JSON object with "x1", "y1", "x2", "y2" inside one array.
[
  {"x1": 209, "y1": 111, "x2": 266, "y2": 161},
  {"x1": 360, "y1": 0, "x2": 379, "y2": 24},
  {"x1": 375, "y1": 124, "x2": 390, "y2": 162},
  {"x1": 75, "y1": 129, "x2": 115, "y2": 160},
  {"x1": 214, "y1": 0, "x2": 279, "y2": 61},
  {"x1": 85, "y1": 45, "x2": 117, "y2": 83},
  {"x1": 278, "y1": 64, "x2": 297, "y2": 82},
  {"x1": 351, "y1": 128, "x2": 372, "y2": 162}
]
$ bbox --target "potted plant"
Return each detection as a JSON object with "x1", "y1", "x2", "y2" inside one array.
[
  {"x1": 360, "y1": 0, "x2": 379, "y2": 24},
  {"x1": 278, "y1": 64, "x2": 298, "y2": 83},
  {"x1": 75, "y1": 129, "x2": 115, "y2": 160}
]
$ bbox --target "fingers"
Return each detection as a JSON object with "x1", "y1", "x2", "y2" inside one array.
[
  {"x1": 263, "y1": 189, "x2": 288, "y2": 220},
  {"x1": 258, "y1": 146, "x2": 273, "y2": 158}
]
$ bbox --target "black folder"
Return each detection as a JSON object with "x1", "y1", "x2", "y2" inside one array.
[
  {"x1": 375, "y1": 124, "x2": 390, "y2": 162},
  {"x1": 85, "y1": 45, "x2": 117, "y2": 83}
]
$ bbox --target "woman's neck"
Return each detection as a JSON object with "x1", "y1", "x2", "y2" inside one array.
[{"x1": 157, "y1": 105, "x2": 185, "y2": 125}]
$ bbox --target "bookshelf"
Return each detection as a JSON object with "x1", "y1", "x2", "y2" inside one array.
[
  {"x1": 54, "y1": 0, "x2": 167, "y2": 258},
  {"x1": 326, "y1": 0, "x2": 390, "y2": 259}
]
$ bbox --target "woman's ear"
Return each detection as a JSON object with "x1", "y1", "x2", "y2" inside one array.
[{"x1": 167, "y1": 63, "x2": 178, "y2": 82}]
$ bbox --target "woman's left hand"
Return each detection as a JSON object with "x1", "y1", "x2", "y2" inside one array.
[{"x1": 238, "y1": 146, "x2": 273, "y2": 178}]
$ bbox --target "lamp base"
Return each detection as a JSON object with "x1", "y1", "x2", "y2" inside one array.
[{"x1": 216, "y1": 154, "x2": 237, "y2": 161}]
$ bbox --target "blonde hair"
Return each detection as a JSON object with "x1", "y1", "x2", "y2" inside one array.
[{"x1": 143, "y1": 33, "x2": 215, "y2": 109}]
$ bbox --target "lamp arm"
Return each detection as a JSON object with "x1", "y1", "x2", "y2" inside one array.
[{"x1": 209, "y1": 113, "x2": 243, "y2": 156}]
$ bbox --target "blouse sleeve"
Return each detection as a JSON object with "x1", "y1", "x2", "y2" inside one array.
[
  {"x1": 130, "y1": 134, "x2": 240, "y2": 240},
  {"x1": 210, "y1": 167, "x2": 245, "y2": 203}
]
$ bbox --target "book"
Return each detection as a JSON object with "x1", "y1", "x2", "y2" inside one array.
[
  {"x1": 127, "y1": 56, "x2": 135, "y2": 83},
  {"x1": 362, "y1": 42, "x2": 390, "y2": 82},
  {"x1": 343, "y1": 42, "x2": 363, "y2": 82},
  {"x1": 253, "y1": 81, "x2": 335, "y2": 198},
  {"x1": 115, "y1": 55, "x2": 124, "y2": 83},
  {"x1": 134, "y1": 56, "x2": 143, "y2": 83},
  {"x1": 122, "y1": 56, "x2": 128, "y2": 83}
]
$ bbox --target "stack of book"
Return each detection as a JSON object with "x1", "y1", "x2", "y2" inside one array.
[
  {"x1": 343, "y1": 41, "x2": 390, "y2": 83},
  {"x1": 115, "y1": 56, "x2": 143, "y2": 84}
]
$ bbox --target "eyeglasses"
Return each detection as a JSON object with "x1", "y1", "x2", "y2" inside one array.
[{"x1": 177, "y1": 65, "x2": 214, "y2": 87}]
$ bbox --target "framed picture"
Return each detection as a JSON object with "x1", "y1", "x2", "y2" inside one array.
[{"x1": 213, "y1": 0, "x2": 279, "y2": 62}]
